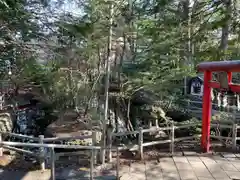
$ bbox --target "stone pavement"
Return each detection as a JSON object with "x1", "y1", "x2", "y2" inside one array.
[
  {"x1": 1, "y1": 153, "x2": 240, "y2": 180},
  {"x1": 119, "y1": 153, "x2": 240, "y2": 180}
]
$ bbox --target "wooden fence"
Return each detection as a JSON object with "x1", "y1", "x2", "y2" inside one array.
[
  {"x1": 0, "y1": 140, "x2": 99, "y2": 180},
  {"x1": 182, "y1": 99, "x2": 240, "y2": 121},
  {"x1": 108, "y1": 121, "x2": 240, "y2": 162},
  {"x1": 0, "y1": 132, "x2": 100, "y2": 180},
  {"x1": 0, "y1": 120, "x2": 239, "y2": 180}
]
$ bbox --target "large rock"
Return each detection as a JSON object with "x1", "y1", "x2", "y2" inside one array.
[
  {"x1": 0, "y1": 112, "x2": 15, "y2": 137},
  {"x1": 45, "y1": 110, "x2": 102, "y2": 146},
  {"x1": 5, "y1": 88, "x2": 53, "y2": 135}
]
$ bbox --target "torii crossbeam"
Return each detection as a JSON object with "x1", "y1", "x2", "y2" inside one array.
[{"x1": 197, "y1": 60, "x2": 240, "y2": 152}]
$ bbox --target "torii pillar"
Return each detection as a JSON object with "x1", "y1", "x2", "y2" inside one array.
[{"x1": 197, "y1": 60, "x2": 240, "y2": 153}]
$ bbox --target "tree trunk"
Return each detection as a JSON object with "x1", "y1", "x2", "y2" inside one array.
[
  {"x1": 219, "y1": 0, "x2": 232, "y2": 60},
  {"x1": 218, "y1": 0, "x2": 232, "y2": 107},
  {"x1": 101, "y1": 2, "x2": 114, "y2": 164}
]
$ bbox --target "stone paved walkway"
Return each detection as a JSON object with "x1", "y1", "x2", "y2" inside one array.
[
  {"x1": 1, "y1": 153, "x2": 240, "y2": 179},
  {"x1": 119, "y1": 153, "x2": 240, "y2": 180}
]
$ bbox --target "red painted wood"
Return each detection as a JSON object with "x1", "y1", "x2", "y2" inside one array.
[
  {"x1": 197, "y1": 60, "x2": 240, "y2": 152},
  {"x1": 208, "y1": 82, "x2": 240, "y2": 92},
  {"x1": 228, "y1": 72, "x2": 232, "y2": 83},
  {"x1": 201, "y1": 71, "x2": 212, "y2": 152},
  {"x1": 197, "y1": 60, "x2": 240, "y2": 72}
]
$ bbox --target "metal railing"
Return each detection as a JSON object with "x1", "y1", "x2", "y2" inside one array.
[
  {"x1": 0, "y1": 140, "x2": 100, "y2": 180},
  {"x1": 107, "y1": 121, "x2": 240, "y2": 161},
  {"x1": 0, "y1": 132, "x2": 101, "y2": 180},
  {"x1": 0, "y1": 118, "x2": 239, "y2": 179}
]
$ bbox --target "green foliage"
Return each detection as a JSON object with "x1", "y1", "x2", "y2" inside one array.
[{"x1": 176, "y1": 118, "x2": 201, "y2": 136}]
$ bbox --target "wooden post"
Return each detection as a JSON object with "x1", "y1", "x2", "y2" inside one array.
[
  {"x1": 232, "y1": 124, "x2": 237, "y2": 150},
  {"x1": 0, "y1": 133, "x2": 3, "y2": 156},
  {"x1": 237, "y1": 94, "x2": 240, "y2": 111},
  {"x1": 232, "y1": 106, "x2": 237, "y2": 150},
  {"x1": 116, "y1": 147, "x2": 120, "y2": 179},
  {"x1": 228, "y1": 72, "x2": 232, "y2": 83},
  {"x1": 92, "y1": 131, "x2": 97, "y2": 164},
  {"x1": 201, "y1": 71, "x2": 212, "y2": 153},
  {"x1": 217, "y1": 92, "x2": 221, "y2": 109},
  {"x1": 90, "y1": 147, "x2": 94, "y2": 180},
  {"x1": 155, "y1": 119, "x2": 159, "y2": 128},
  {"x1": 148, "y1": 120, "x2": 152, "y2": 128},
  {"x1": 187, "y1": 99, "x2": 190, "y2": 111},
  {"x1": 39, "y1": 135, "x2": 45, "y2": 171},
  {"x1": 107, "y1": 131, "x2": 112, "y2": 162},
  {"x1": 138, "y1": 128, "x2": 143, "y2": 160},
  {"x1": 227, "y1": 72, "x2": 232, "y2": 112},
  {"x1": 170, "y1": 123, "x2": 175, "y2": 155},
  {"x1": 50, "y1": 147, "x2": 55, "y2": 180}
]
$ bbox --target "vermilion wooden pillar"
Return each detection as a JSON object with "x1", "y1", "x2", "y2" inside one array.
[
  {"x1": 228, "y1": 72, "x2": 232, "y2": 83},
  {"x1": 201, "y1": 71, "x2": 212, "y2": 152},
  {"x1": 197, "y1": 60, "x2": 240, "y2": 153},
  {"x1": 201, "y1": 71, "x2": 232, "y2": 152}
]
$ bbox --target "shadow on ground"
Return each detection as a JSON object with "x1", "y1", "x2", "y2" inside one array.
[
  {"x1": 0, "y1": 140, "x2": 238, "y2": 180},
  {"x1": 0, "y1": 152, "x2": 117, "y2": 180}
]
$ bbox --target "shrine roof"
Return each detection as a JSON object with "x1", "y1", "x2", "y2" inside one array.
[{"x1": 197, "y1": 60, "x2": 240, "y2": 72}]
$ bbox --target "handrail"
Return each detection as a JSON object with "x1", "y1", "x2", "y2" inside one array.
[
  {"x1": 43, "y1": 135, "x2": 92, "y2": 142},
  {"x1": 2, "y1": 132, "x2": 39, "y2": 141},
  {"x1": 0, "y1": 141, "x2": 101, "y2": 150},
  {"x1": 180, "y1": 99, "x2": 240, "y2": 110},
  {"x1": 111, "y1": 122, "x2": 238, "y2": 136},
  {"x1": 112, "y1": 130, "x2": 139, "y2": 136},
  {"x1": 2, "y1": 145, "x2": 38, "y2": 156}
]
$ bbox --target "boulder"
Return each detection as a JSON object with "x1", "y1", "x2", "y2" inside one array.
[
  {"x1": 44, "y1": 110, "x2": 102, "y2": 146},
  {"x1": 0, "y1": 112, "x2": 15, "y2": 138}
]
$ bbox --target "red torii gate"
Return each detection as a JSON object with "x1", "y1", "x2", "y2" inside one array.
[{"x1": 197, "y1": 60, "x2": 240, "y2": 153}]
